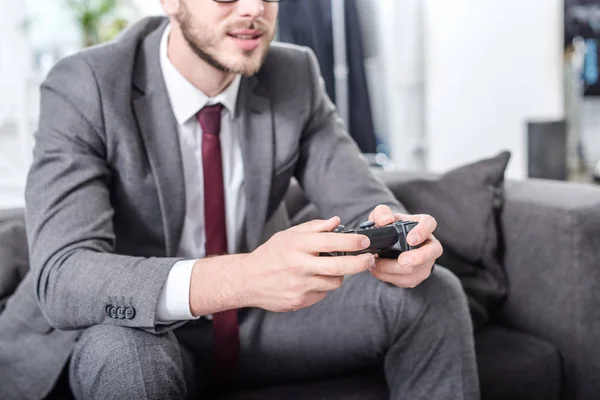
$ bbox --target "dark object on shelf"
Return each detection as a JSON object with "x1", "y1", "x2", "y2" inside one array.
[
  {"x1": 593, "y1": 160, "x2": 600, "y2": 183},
  {"x1": 527, "y1": 120, "x2": 568, "y2": 181}
]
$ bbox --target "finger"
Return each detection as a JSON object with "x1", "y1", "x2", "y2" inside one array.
[
  {"x1": 393, "y1": 214, "x2": 438, "y2": 246},
  {"x1": 292, "y1": 231, "x2": 371, "y2": 254},
  {"x1": 308, "y1": 275, "x2": 345, "y2": 292},
  {"x1": 372, "y1": 258, "x2": 416, "y2": 276},
  {"x1": 371, "y1": 265, "x2": 433, "y2": 289},
  {"x1": 308, "y1": 253, "x2": 376, "y2": 276},
  {"x1": 397, "y1": 238, "x2": 443, "y2": 268},
  {"x1": 368, "y1": 205, "x2": 396, "y2": 227},
  {"x1": 289, "y1": 216, "x2": 341, "y2": 233}
]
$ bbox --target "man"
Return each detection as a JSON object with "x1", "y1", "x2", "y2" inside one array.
[{"x1": 0, "y1": 0, "x2": 479, "y2": 399}]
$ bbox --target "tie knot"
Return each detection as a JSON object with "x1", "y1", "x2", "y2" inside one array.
[{"x1": 197, "y1": 103, "x2": 224, "y2": 136}]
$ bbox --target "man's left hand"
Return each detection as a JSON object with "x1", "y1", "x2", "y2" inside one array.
[{"x1": 367, "y1": 205, "x2": 443, "y2": 288}]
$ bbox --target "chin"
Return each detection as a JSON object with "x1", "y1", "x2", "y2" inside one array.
[
  {"x1": 237, "y1": 62, "x2": 263, "y2": 76},
  {"x1": 226, "y1": 54, "x2": 267, "y2": 76}
]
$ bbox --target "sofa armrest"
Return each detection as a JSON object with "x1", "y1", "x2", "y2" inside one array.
[
  {"x1": 500, "y1": 178, "x2": 600, "y2": 399},
  {"x1": 0, "y1": 208, "x2": 29, "y2": 312}
]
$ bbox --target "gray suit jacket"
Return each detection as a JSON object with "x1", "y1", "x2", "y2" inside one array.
[{"x1": 0, "y1": 17, "x2": 401, "y2": 399}]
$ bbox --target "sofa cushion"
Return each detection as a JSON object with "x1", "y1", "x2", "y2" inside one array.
[
  {"x1": 0, "y1": 208, "x2": 29, "y2": 313},
  {"x1": 216, "y1": 372, "x2": 387, "y2": 400},
  {"x1": 378, "y1": 152, "x2": 511, "y2": 330},
  {"x1": 214, "y1": 325, "x2": 560, "y2": 400},
  {"x1": 285, "y1": 152, "x2": 511, "y2": 330},
  {"x1": 475, "y1": 325, "x2": 561, "y2": 400}
]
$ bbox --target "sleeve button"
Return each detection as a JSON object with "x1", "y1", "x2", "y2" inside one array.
[
  {"x1": 125, "y1": 307, "x2": 136, "y2": 320},
  {"x1": 108, "y1": 306, "x2": 118, "y2": 319}
]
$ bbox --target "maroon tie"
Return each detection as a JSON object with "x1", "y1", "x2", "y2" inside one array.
[{"x1": 197, "y1": 104, "x2": 240, "y2": 386}]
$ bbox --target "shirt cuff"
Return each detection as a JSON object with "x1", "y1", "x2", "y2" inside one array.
[{"x1": 156, "y1": 259, "x2": 199, "y2": 323}]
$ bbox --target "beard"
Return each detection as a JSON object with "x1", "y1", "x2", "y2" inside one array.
[{"x1": 177, "y1": 2, "x2": 274, "y2": 77}]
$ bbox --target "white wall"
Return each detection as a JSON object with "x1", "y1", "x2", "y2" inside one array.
[
  {"x1": 423, "y1": 0, "x2": 565, "y2": 179},
  {"x1": 356, "y1": 0, "x2": 426, "y2": 170},
  {"x1": 0, "y1": 1, "x2": 32, "y2": 164},
  {"x1": 131, "y1": 0, "x2": 164, "y2": 16},
  {"x1": 0, "y1": 0, "x2": 31, "y2": 207},
  {"x1": 0, "y1": 1, "x2": 29, "y2": 123}
]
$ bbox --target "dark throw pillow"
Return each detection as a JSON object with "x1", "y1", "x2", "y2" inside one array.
[{"x1": 385, "y1": 151, "x2": 511, "y2": 331}]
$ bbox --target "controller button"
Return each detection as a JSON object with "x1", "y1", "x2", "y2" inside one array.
[
  {"x1": 333, "y1": 224, "x2": 346, "y2": 233},
  {"x1": 359, "y1": 221, "x2": 376, "y2": 229}
]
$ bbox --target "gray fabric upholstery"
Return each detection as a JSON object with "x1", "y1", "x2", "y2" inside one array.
[
  {"x1": 499, "y1": 179, "x2": 600, "y2": 400},
  {"x1": 283, "y1": 172, "x2": 600, "y2": 400},
  {"x1": 216, "y1": 372, "x2": 387, "y2": 400},
  {"x1": 5, "y1": 171, "x2": 600, "y2": 399},
  {"x1": 216, "y1": 325, "x2": 561, "y2": 400},
  {"x1": 0, "y1": 209, "x2": 28, "y2": 313},
  {"x1": 475, "y1": 326, "x2": 561, "y2": 400}
]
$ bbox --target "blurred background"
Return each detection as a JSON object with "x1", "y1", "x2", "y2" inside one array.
[{"x1": 0, "y1": 0, "x2": 598, "y2": 208}]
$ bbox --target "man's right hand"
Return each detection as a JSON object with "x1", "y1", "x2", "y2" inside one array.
[
  {"x1": 239, "y1": 216, "x2": 375, "y2": 312},
  {"x1": 189, "y1": 217, "x2": 374, "y2": 317}
]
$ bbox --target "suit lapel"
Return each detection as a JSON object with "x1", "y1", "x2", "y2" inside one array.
[
  {"x1": 130, "y1": 20, "x2": 275, "y2": 255},
  {"x1": 236, "y1": 76, "x2": 274, "y2": 251},
  {"x1": 132, "y1": 21, "x2": 185, "y2": 257}
]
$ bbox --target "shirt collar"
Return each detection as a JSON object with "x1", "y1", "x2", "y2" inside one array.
[{"x1": 159, "y1": 24, "x2": 241, "y2": 126}]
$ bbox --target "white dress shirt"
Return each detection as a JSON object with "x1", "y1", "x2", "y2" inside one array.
[{"x1": 156, "y1": 24, "x2": 246, "y2": 322}]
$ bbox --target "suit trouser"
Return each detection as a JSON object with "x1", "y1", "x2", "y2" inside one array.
[{"x1": 68, "y1": 266, "x2": 480, "y2": 400}]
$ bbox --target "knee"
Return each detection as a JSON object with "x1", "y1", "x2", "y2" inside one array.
[
  {"x1": 426, "y1": 265, "x2": 467, "y2": 304},
  {"x1": 70, "y1": 325, "x2": 185, "y2": 400},
  {"x1": 417, "y1": 265, "x2": 472, "y2": 325},
  {"x1": 72, "y1": 324, "x2": 166, "y2": 369},
  {"x1": 379, "y1": 264, "x2": 468, "y2": 311},
  {"x1": 379, "y1": 265, "x2": 471, "y2": 328}
]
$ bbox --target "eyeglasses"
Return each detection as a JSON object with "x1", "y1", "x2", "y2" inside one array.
[{"x1": 214, "y1": 0, "x2": 283, "y2": 3}]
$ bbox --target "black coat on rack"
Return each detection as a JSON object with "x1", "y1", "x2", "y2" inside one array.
[{"x1": 278, "y1": 0, "x2": 378, "y2": 154}]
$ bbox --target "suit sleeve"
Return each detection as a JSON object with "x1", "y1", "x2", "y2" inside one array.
[
  {"x1": 25, "y1": 55, "x2": 182, "y2": 333},
  {"x1": 294, "y1": 48, "x2": 407, "y2": 227}
]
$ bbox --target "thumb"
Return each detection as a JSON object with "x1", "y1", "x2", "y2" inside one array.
[{"x1": 289, "y1": 216, "x2": 341, "y2": 233}]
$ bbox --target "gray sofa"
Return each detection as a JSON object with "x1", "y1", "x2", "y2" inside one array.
[
  {"x1": 2, "y1": 172, "x2": 600, "y2": 400},
  {"x1": 219, "y1": 172, "x2": 600, "y2": 400}
]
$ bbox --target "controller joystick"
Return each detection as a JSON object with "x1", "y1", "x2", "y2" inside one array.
[
  {"x1": 359, "y1": 221, "x2": 376, "y2": 229},
  {"x1": 333, "y1": 224, "x2": 346, "y2": 233}
]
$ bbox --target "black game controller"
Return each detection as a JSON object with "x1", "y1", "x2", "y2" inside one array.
[{"x1": 321, "y1": 220, "x2": 420, "y2": 259}]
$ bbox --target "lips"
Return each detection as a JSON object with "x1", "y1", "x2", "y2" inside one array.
[{"x1": 228, "y1": 29, "x2": 264, "y2": 51}]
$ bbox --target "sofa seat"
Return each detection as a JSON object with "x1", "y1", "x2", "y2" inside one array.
[
  {"x1": 215, "y1": 325, "x2": 561, "y2": 400},
  {"x1": 476, "y1": 325, "x2": 561, "y2": 400},
  {"x1": 216, "y1": 372, "x2": 387, "y2": 400},
  {"x1": 45, "y1": 325, "x2": 561, "y2": 400}
]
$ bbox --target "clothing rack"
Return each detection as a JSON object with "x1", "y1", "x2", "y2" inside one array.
[{"x1": 331, "y1": 0, "x2": 349, "y2": 127}]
